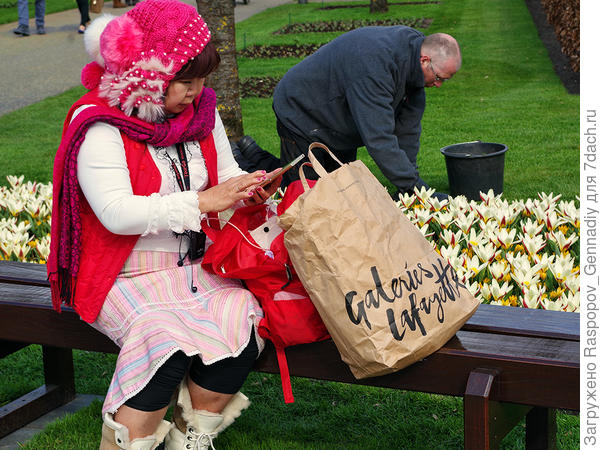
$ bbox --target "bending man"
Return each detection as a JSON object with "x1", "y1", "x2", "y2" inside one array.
[{"x1": 272, "y1": 26, "x2": 461, "y2": 198}]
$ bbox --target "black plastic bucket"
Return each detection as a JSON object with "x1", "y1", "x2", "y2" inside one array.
[{"x1": 440, "y1": 141, "x2": 508, "y2": 201}]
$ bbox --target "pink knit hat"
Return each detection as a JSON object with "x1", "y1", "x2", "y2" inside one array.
[{"x1": 82, "y1": 0, "x2": 212, "y2": 122}]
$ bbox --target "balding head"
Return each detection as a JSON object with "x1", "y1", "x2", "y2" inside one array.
[
  {"x1": 420, "y1": 33, "x2": 461, "y2": 87},
  {"x1": 422, "y1": 33, "x2": 462, "y2": 71}
]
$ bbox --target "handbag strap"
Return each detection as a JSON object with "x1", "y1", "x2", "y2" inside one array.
[
  {"x1": 275, "y1": 345, "x2": 295, "y2": 403},
  {"x1": 307, "y1": 142, "x2": 344, "y2": 178}
]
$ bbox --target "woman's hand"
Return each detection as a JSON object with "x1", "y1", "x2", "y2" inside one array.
[
  {"x1": 196, "y1": 170, "x2": 267, "y2": 212},
  {"x1": 244, "y1": 168, "x2": 283, "y2": 206}
]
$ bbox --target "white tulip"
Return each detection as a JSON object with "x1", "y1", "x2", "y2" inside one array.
[
  {"x1": 547, "y1": 229, "x2": 578, "y2": 253},
  {"x1": 6, "y1": 175, "x2": 24, "y2": 188},
  {"x1": 454, "y1": 211, "x2": 477, "y2": 234},
  {"x1": 463, "y1": 254, "x2": 486, "y2": 276},
  {"x1": 489, "y1": 261, "x2": 509, "y2": 281},
  {"x1": 522, "y1": 285, "x2": 545, "y2": 309},
  {"x1": 561, "y1": 291, "x2": 580, "y2": 312},
  {"x1": 537, "y1": 192, "x2": 562, "y2": 210},
  {"x1": 541, "y1": 296, "x2": 566, "y2": 312},
  {"x1": 439, "y1": 229, "x2": 463, "y2": 247},
  {"x1": 473, "y1": 242, "x2": 497, "y2": 265},
  {"x1": 521, "y1": 233, "x2": 546, "y2": 257}
]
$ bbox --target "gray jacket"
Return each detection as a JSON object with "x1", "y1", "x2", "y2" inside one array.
[{"x1": 273, "y1": 26, "x2": 426, "y2": 193}]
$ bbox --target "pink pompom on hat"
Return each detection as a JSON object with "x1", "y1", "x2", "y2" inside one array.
[{"x1": 81, "y1": 0, "x2": 212, "y2": 122}]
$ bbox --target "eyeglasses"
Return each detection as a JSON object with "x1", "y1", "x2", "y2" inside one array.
[{"x1": 429, "y1": 61, "x2": 448, "y2": 83}]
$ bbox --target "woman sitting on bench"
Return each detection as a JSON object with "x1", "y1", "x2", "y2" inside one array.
[{"x1": 47, "y1": 1, "x2": 281, "y2": 448}]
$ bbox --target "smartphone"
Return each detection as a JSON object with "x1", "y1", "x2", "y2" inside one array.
[{"x1": 258, "y1": 153, "x2": 306, "y2": 188}]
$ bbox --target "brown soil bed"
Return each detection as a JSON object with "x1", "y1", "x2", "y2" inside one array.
[
  {"x1": 238, "y1": 44, "x2": 323, "y2": 59},
  {"x1": 274, "y1": 18, "x2": 431, "y2": 34},
  {"x1": 239, "y1": 0, "x2": 579, "y2": 95},
  {"x1": 540, "y1": 0, "x2": 579, "y2": 73},
  {"x1": 318, "y1": 1, "x2": 440, "y2": 9},
  {"x1": 240, "y1": 76, "x2": 280, "y2": 98},
  {"x1": 524, "y1": 0, "x2": 579, "y2": 93}
]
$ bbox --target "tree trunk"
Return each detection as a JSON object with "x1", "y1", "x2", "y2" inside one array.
[
  {"x1": 370, "y1": 0, "x2": 388, "y2": 13},
  {"x1": 196, "y1": 0, "x2": 244, "y2": 141}
]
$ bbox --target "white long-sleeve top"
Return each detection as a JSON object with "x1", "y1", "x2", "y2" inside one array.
[{"x1": 75, "y1": 107, "x2": 244, "y2": 253}]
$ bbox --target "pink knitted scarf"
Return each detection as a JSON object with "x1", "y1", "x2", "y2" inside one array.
[{"x1": 47, "y1": 87, "x2": 217, "y2": 307}]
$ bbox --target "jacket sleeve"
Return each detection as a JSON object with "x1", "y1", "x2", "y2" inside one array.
[{"x1": 345, "y1": 77, "x2": 424, "y2": 194}]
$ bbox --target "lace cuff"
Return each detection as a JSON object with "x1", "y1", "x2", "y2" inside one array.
[{"x1": 142, "y1": 191, "x2": 205, "y2": 236}]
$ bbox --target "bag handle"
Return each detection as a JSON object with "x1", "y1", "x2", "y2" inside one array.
[
  {"x1": 307, "y1": 142, "x2": 344, "y2": 178},
  {"x1": 298, "y1": 162, "x2": 313, "y2": 191}
]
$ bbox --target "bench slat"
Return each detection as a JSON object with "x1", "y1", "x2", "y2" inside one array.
[
  {"x1": 0, "y1": 384, "x2": 67, "y2": 438},
  {"x1": 2, "y1": 296, "x2": 578, "y2": 366},
  {"x1": 0, "y1": 297, "x2": 579, "y2": 411},
  {"x1": 0, "y1": 260, "x2": 581, "y2": 341},
  {"x1": 0, "y1": 261, "x2": 48, "y2": 286},
  {"x1": 0, "y1": 302, "x2": 119, "y2": 354},
  {"x1": 0, "y1": 260, "x2": 581, "y2": 448},
  {"x1": 463, "y1": 303, "x2": 579, "y2": 342},
  {"x1": 257, "y1": 332, "x2": 579, "y2": 411}
]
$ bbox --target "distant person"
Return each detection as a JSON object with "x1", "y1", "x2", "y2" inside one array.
[
  {"x1": 76, "y1": 0, "x2": 90, "y2": 34},
  {"x1": 13, "y1": 0, "x2": 45, "y2": 36},
  {"x1": 272, "y1": 26, "x2": 461, "y2": 199}
]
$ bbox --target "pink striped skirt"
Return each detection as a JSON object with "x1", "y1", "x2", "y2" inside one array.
[{"x1": 91, "y1": 250, "x2": 264, "y2": 414}]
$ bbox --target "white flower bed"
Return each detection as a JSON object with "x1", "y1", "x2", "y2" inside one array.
[
  {"x1": 0, "y1": 176, "x2": 52, "y2": 263},
  {"x1": 0, "y1": 176, "x2": 580, "y2": 312},
  {"x1": 397, "y1": 188, "x2": 579, "y2": 312}
]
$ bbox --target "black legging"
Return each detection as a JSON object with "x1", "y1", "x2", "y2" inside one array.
[
  {"x1": 124, "y1": 331, "x2": 259, "y2": 412},
  {"x1": 76, "y1": 0, "x2": 90, "y2": 26}
]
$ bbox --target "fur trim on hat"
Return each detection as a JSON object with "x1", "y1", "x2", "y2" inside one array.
[{"x1": 99, "y1": 57, "x2": 173, "y2": 122}]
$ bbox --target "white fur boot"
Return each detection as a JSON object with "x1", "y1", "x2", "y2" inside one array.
[
  {"x1": 164, "y1": 381, "x2": 250, "y2": 450},
  {"x1": 99, "y1": 412, "x2": 172, "y2": 450}
]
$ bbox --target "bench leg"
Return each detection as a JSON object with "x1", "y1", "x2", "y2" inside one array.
[
  {"x1": 464, "y1": 368, "x2": 498, "y2": 450},
  {"x1": 526, "y1": 407, "x2": 557, "y2": 450},
  {"x1": 0, "y1": 345, "x2": 76, "y2": 438},
  {"x1": 43, "y1": 345, "x2": 76, "y2": 399},
  {"x1": 464, "y1": 368, "x2": 534, "y2": 450}
]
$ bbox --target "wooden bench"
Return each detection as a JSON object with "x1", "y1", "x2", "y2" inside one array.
[{"x1": 0, "y1": 260, "x2": 579, "y2": 449}]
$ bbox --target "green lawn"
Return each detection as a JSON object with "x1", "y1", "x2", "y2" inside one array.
[
  {"x1": 236, "y1": 0, "x2": 579, "y2": 201},
  {"x1": 0, "y1": 1, "x2": 579, "y2": 448},
  {"x1": 1, "y1": 0, "x2": 578, "y2": 200}
]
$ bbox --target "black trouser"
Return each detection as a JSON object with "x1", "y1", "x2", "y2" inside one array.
[
  {"x1": 124, "y1": 331, "x2": 259, "y2": 412},
  {"x1": 276, "y1": 119, "x2": 357, "y2": 188},
  {"x1": 76, "y1": 0, "x2": 90, "y2": 26}
]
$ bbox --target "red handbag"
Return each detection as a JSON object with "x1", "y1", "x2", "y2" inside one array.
[{"x1": 202, "y1": 180, "x2": 329, "y2": 403}]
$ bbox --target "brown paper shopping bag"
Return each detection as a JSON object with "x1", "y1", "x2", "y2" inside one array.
[{"x1": 278, "y1": 143, "x2": 480, "y2": 379}]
